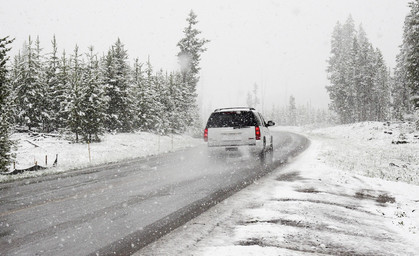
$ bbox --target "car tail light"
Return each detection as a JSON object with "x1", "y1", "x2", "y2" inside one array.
[
  {"x1": 204, "y1": 128, "x2": 208, "y2": 142},
  {"x1": 255, "y1": 126, "x2": 261, "y2": 140}
]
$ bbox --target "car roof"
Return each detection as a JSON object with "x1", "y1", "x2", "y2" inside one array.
[{"x1": 213, "y1": 107, "x2": 256, "y2": 113}]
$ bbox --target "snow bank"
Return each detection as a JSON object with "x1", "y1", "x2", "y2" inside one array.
[
  {"x1": 0, "y1": 132, "x2": 203, "y2": 183},
  {"x1": 308, "y1": 122, "x2": 419, "y2": 185}
]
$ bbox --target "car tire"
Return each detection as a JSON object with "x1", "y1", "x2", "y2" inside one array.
[
  {"x1": 260, "y1": 141, "x2": 273, "y2": 169},
  {"x1": 259, "y1": 138, "x2": 267, "y2": 163}
]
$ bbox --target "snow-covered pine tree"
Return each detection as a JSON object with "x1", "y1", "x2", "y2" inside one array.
[
  {"x1": 132, "y1": 58, "x2": 144, "y2": 130},
  {"x1": 356, "y1": 26, "x2": 376, "y2": 121},
  {"x1": 246, "y1": 92, "x2": 254, "y2": 108},
  {"x1": 80, "y1": 46, "x2": 107, "y2": 142},
  {"x1": 398, "y1": 0, "x2": 419, "y2": 128},
  {"x1": 177, "y1": 10, "x2": 209, "y2": 133},
  {"x1": 42, "y1": 35, "x2": 61, "y2": 132},
  {"x1": 15, "y1": 36, "x2": 44, "y2": 130},
  {"x1": 166, "y1": 71, "x2": 184, "y2": 134},
  {"x1": 101, "y1": 48, "x2": 114, "y2": 128},
  {"x1": 154, "y1": 70, "x2": 171, "y2": 135},
  {"x1": 179, "y1": 71, "x2": 194, "y2": 132},
  {"x1": 351, "y1": 28, "x2": 363, "y2": 122},
  {"x1": 8, "y1": 52, "x2": 23, "y2": 126},
  {"x1": 393, "y1": 47, "x2": 411, "y2": 120},
  {"x1": 103, "y1": 38, "x2": 135, "y2": 132},
  {"x1": 177, "y1": 10, "x2": 209, "y2": 86},
  {"x1": 342, "y1": 17, "x2": 357, "y2": 123},
  {"x1": 288, "y1": 95, "x2": 297, "y2": 126},
  {"x1": 325, "y1": 20, "x2": 344, "y2": 121},
  {"x1": 64, "y1": 45, "x2": 84, "y2": 142},
  {"x1": 140, "y1": 58, "x2": 162, "y2": 132},
  {"x1": 33, "y1": 36, "x2": 52, "y2": 132},
  {"x1": 326, "y1": 18, "x2": 357, "y2": 124},
  {"x1": 372, "y1": 49, "x2": 391, "y2": 121},
  {"x1": 252, "y1": 83, "x2": 260, "y2": 109},
  {"x1": 179, "y1": 72, "x2": 196, "y2": 132},
  {"x1": 0, "y1": 36, "x2": 14, "y2": 172},
  {"x1": 56, "y1": 50, "x2": 70, "y2": 129},
  {"x1": 405, "y1": 0, "x2": 419, "y2": 102},
  {"x1": 245, "y1": 84, "x2": 261, "y2": 109}
]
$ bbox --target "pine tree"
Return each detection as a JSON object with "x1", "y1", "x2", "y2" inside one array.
[
  {"x1": 326, "y1": 18, "x2": 357, "y2": 124},
  {"x1": 393, "y1": 48, "x2": 411, "y2": 120},
  {"x1": 65, "y1": 45, "x2": 84, "y2": 142},
  {"x1": 140, "y1": 58, "x2": 162, "y2": 132},
  {"x1": 33, "y1": 36, "x2": 51, "y2": 132},
  {"x1": 397, "y1": 0, "x2": 419, "y2": 127},
  {"x1": 44, "y1": 35, "x2": 61, "y2": 132},
  {"x1": 356, "y1": 26, "x2": 376, "y2": 121},
  {"x1": 103, "y1": 38, "x2": 135, "y2": 132},
  {"x1": 372, "y1": 49, "x2": 391, "y2": 121},
  {"x1": 8, "y1": 52, "x2": 23, "y2": 126},
  {"x1": 155, "y1": 70, "x2": 171, "y2": 134},
  {"x1": 0, "y1": 36, "x2": 14, "y2": 172},
  {"x1": 177, "y1": 10, "x2": 209, "y2": 86},
  {"x1": 349, "y1": 36, "x2": 360, "y2": 121},
  {"x1": 166, "y1": 72, "x2": 184, "y2": 133},
  {"x1": 15, "y1": 36, "x2": 44, "y2": 130},
  {"x1": 245, "y1": 84, "x2": 260, "y2": 109},
  {"x1": 80, "y1": 46, "x2": 107, "y2": 142},
  {"x1": 56, "y1": 50, "x2": 70, "y2": 129},
  {"x1": 288, "y1": 95, "x2": 297, "y2": 126},
  {"x1": 246, "y1": 92, "x2": 253, "y2": 108},
  {"x1": 132, "y1": 58, "x2": 144, "y2": 130},
  {"x1": 177, "y1": 10, "x2": 209, "y2": 132}
]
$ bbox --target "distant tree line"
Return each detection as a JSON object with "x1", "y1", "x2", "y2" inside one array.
[
  {"x1": 268, "y1": 95, "x2": 334, "y2": 126},
  {"x1": 327, "y1": 7, "x2": 419, "y2": 127},
  {"x1": 0, "y1": 10, "x2": 208, "y2": 171},
  {"x1": 244, "y1": 84, "x2": 333, "y2": 127}
]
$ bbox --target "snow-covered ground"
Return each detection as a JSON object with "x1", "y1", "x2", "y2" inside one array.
[
  {"x1": 139, "y1": 122, "x2": 419, "y2": 255},
  {"x1": 0, "y1": 132, "x2": 202, "y2": 183},
  {"x1": 309, "y1": 122, "x2": 419, "y2": 186}
]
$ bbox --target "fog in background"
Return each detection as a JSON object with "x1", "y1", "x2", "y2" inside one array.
[{"x1": 1, "y1": 0, "x2": 410, "y2": 118}]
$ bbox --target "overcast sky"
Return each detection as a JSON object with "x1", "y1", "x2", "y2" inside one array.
[{"x1": 0, "y1": 0, "x2": 411, "y2": 117}]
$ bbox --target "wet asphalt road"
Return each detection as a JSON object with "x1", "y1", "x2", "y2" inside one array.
[{"x1": 0, "y1": 131, "x2": 308, "y2": 255}]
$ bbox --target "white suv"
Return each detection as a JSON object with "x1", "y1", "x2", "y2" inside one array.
[{"x1": 204, "y1": 107, "x2": 275, "y2": 159}]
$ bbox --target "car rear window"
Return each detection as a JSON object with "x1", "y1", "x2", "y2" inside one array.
[{"x1": 206, "y1": 111, "x2": 258, "y2": 128}]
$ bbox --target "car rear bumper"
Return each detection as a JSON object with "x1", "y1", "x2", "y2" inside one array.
[{"x1": 207, "y1": 142, "x2": 263, "y2": 155}]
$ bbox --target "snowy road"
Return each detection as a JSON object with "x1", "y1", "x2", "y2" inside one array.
[
  {"x1": 0, "y1": 131, "x2": 308, "y2": 255},
  {"x1": 138, "y1": 125, "x2": 419, "y2": 256}
]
